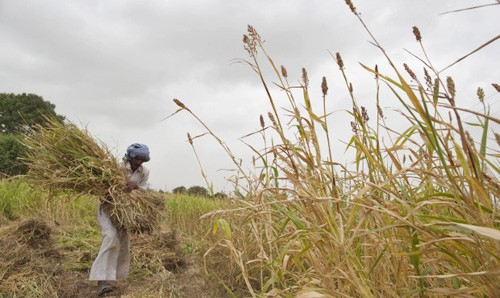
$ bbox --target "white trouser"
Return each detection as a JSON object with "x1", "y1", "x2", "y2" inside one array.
[{"x1": 89, "y1": 204, "x2": 130, "y2": 281}]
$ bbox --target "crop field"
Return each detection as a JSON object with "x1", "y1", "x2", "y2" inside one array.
[
  {"x1": 0, "y1": 2, "x2": 498, "y2": 297},
  {"x1": 0, "y1": 178, "x2": 236, "y2": 297}
]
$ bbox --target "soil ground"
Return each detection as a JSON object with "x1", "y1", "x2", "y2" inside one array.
[{"x1": 55, "y1": 259, "x2": 214, "y2": 297}]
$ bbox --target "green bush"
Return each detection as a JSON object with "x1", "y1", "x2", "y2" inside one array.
[{"x1": 0, "y1": 134, "x2": 28, "y2": 176}]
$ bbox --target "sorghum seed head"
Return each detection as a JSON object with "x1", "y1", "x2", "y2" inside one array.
[
  {"x1": 477, "y1": 87, "x2": 485, "y2": 103},
  {"x1": 281, "y1": 65, "x2": 288, "y2": 78},
  {"x1": 349, "y1": 83, "x2": 353, "y2": 93},
  {"x1": 321, "y1": 76, "x2": 328, "y2": 96},
  {"x1": 465, "y1": 131, "x2": 475, "y2": 149},
  {"x1": 187, "y1": 133, "x2": 193, "y2": 145},
  {"x1": 351, "y1": 121, "x2": 358, "y2": 134},
  {"x1": 268, "y1": 112, "x2": 277, "y2": 127},
  {"x1": 447, "y1": 76, "x2": 456, "y2": 99},
  {"x1": 375, "y1": 64, "x2": 379, "y2": 79},
  {"x1": 336, "y1": 52, "x2": 344, "y2": 69},
  {"x1": 361, "y1": 106, "x2": 369, "y2": 122},
  {"x1": 424, "y1": 68, "x2": 432, "y2": 90},
  {"x1": 345, "y1": 0, "x2": 357, "y2": 14},
  {"x1": 404, "y1": 63, "x2": 416, "y2": 80},
  {"x1": 302, "y1": 68, "x2": 309, "y2": 88},
  {"x1": 243, "y1": 25, "x2": 261, "y2": 56},
  {"x1": 247, "y1": 25, "x2": 261, "y2": 42},
  {"x1": 243, "y1": 34, "x2": 256, "y2": 55},
  {"x1": 259, "y1": 114, "x2": 265, "y2": 128},
  {"x1": 173, "y1": 98, "x2": 186, "y2": 109},
  {"x1": 377, "y1": 104, "x2": 384, "y2": 118},
  {"x1": 492, "y1": 83, "x2": 500, "y2": 92},
  {"x1": 412, "y1": 26, "x2": 422, "y2": 42},
  {"x1": 433, "y1": 78, "x2": 440, "y2": 102},
  {"x1": 495, "y1": 133, "x2": 500, "y2": 147}
]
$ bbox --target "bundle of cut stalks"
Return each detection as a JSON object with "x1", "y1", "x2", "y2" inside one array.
[{"x1": 22, "y1": 117, "x2": 164, "y2": 233}]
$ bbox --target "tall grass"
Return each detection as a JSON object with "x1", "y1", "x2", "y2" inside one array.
[
  {"x1": 164, "y1": 194, "x2": 235, "y2": 238},
  {"x1": 0, "y1": 178, "x2": 43, "y2": 222},
  {"x1": 0, "y1": 177, "x2": 99, "y2": 225},
  {"x1": 172, "y1": 5, "x2": 499, "y2": 297}
]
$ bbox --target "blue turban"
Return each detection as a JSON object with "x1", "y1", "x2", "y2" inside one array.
[{"x1": 125, "y1": 143, "x2": 150, "y2": 162}]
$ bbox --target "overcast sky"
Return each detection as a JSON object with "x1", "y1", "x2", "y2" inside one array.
[{"x1": 1, "y1": 0, "x2": 498, "y2": 192}]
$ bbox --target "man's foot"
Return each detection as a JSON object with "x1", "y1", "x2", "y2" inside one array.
[{"x1": 97, "y1": 281, "x2": 114, "y2": 297}]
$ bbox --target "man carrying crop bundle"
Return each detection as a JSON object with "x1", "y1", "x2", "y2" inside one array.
[{"x1": 89, "y1": 143, "x2": 151, "y2": 296}]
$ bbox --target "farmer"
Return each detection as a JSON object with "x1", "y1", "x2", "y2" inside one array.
[{"x1": 89, "y1": 143, "x2": 151, "y2": 296}]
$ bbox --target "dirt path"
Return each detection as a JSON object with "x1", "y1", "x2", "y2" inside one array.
[{"x1": 57, "y1": 258, "x2": 213, "y2": 297}]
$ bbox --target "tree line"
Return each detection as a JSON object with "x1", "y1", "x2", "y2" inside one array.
[{"x1": 171, "y1": 185, "x2": 227, "y2": 198}]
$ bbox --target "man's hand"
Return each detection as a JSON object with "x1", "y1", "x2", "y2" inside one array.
[{"x1": 125, "y1": 180, "x2": 139, "y2": 192}]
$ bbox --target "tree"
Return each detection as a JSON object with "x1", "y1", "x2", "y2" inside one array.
[
  {"x1": 187, "y1": 185, "x2": 209, "y2": 197},
  {"x1": 0, "y1": 133, "x2": 28, "y2": 176},
  {"x1": 213, "y1": 192, "x2": 228, "y2": 199},
  {"x1": 0, "y1": 93, "x2": 64, "y2": 133},
  {"x1": 172, "y1": 186, "x2": 187, "y2": 194},
  {"x1": 0, "y1": 93, "x2": 65, "y2": 176}
]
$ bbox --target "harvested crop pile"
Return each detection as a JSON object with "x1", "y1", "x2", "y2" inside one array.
[
  {"x1": 0, "y1": 219, "x2": 62, "y2": 296},
  {"x1": 132, "y1": 229, "x2": 187, "y2": 274},
  {"x1": 22, "y1": 117, "x2": 164, "y2": 233}
]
